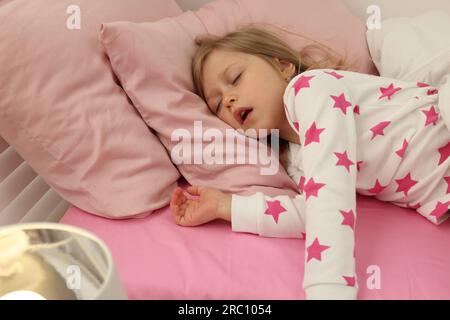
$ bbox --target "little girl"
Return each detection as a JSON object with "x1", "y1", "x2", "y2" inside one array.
[{"x1": 170, "y1": 26, "x2": 450, "y2": 300}]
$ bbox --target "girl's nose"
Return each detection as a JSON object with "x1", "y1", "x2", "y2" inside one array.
[{"x1": 224, "y1": 95, "x2": 236, "y2": 109}]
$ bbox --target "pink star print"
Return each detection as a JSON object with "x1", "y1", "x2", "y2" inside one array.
[
  {"x1": 340, "y1": 209, "x2": 355, "y2": 230},
  {"x1": 367, "y1": 179, "x2": 387, "y2": 194},
  {"x1": 395, "y1": 173, "x2": 418, "y2": 196},
  {"x1": 417, "y1": 82, "x2": 430, "y2": 87},
  {"x1": 395, "y1": 139, "x2": 408, "y2": 158},
  {"x1": 334, "y1": 151, "x2": 354, "y2": 172},
  {"x1": 356, "y1": 161, "x2": 363, "y2": 172},
  {"x1": 427, "y1": 88, "x2": 438, "y2": 95},
  {"x1": 324, "y1": 71, "x2": 344, "y2": 79},
  {"x1": 303, "y1": 178, "x2": 326, "y2": 201},
  {"x1": 293, "y1": 75, "x2": 315, "y2": 95},
  {"x1": 422, "y1": 105, "x2": 439, "y2": 126},
  {"x1": 370, "y1": 121, "x2": 391, "y2": 140},
  {"x1": 307, "y1": 237, "x2": 330, "y2": 262},
  {"x1": 444, "y1": 176, "x2": 450, "y2": 193},
  {"x1": 304, "y1": 122, "x2": 325, "y2": 146},
  {"x1": 438, "y1": 141, "x2": 450, "y2": 165},
  {"x1": 353, "y1": 105, "x2": 360, "y2": 115},
  {"x1": 293, "y1": 122, "x2": 299, "y2": 132},
  {"x1": 430, "y1": 201, "x2": 450, "y2": 219},
  {"x1": 331, "y1": 93, "x2": 352, "y2": 115},
  {"x1": 264, "y1": 200, "x2": 286, "y2": 223},
  {"x1": 298, "y1": 176, "x2": 305, "y2": 193},
  {"x1": 378, "y1": 83, "x2": 402, "y2": 100},
  {"x1": 343, "y1": 276, "x2": 356, "y2": 287}
]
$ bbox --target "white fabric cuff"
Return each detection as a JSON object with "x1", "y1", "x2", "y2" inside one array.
[
  {"x1": 231, "y1": 194, "x2": 260, "y2": 234},
  {"x1": 305, "y1": 284, "x2": 358, "y2": 300}
]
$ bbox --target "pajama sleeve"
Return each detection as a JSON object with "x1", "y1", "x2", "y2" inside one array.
[
  {"x1": 232, "y1": 192, "x2": 306, "y2": 239},
  {"x1": 284, "y1": 69, "x2": 358, "y2": 299},
  {"x1": 230, "y1": 69, "x2": 358, "y2": 299}
]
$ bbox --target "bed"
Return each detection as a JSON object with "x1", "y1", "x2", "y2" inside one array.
[
  {"x1": 60, "y1": 177, "x2": 450, "y2": 299},
  {"x1": 1, "y1": 0, "x2": 450, "y2": 300}
]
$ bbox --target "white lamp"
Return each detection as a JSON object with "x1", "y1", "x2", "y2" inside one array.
[{"x1": 0, "y1": 223, "x2": 127, "y2": 300}]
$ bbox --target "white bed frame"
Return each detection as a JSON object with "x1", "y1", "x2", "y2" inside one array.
[
  {"x1": 0, "y1": 137, "x2": 69, "y2": 225},
  {"x1": 1, "y1": 0, "x2": 448, "y2": 226}
]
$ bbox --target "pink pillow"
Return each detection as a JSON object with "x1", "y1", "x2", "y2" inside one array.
[
  {"x1": 99, "y1": 0, "x2": 378, "y2": 197},
  {"x1": 0, "y1": 0, "x2": 182, "y2": 218}
]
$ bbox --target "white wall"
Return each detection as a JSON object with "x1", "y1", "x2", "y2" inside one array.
[
  {"x1": 341, "y1": 0, "x2": 450, "y2": 20},
  {"x1": 175, "y1": 0, "x2": 450, "y2": 20}
]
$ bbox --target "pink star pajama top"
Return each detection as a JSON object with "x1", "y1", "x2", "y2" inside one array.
[{"x1": 230, "y1": 68, "x2": 450, "y2": 300}]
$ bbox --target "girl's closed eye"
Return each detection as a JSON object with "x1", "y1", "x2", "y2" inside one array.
[{"x1": 232, "y1": 72, "x2": 241, "y2": 84}]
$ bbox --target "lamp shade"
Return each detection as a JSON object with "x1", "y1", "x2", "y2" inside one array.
[{"x1": 0, "y1": 223, "x2": 127, "y2": 300}]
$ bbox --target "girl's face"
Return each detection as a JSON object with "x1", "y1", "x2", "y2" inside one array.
[{"x1": 202, "y1": 49, "x2": 294, "y2": 138}]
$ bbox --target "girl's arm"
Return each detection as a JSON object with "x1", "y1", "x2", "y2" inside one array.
[
  {"x1": 171, "y1": 185, "x2": 306, "y2": 239},
  {"x1": 284, "y1": 69, "x2": 358, "y2": 300},
  {"x1": 231, "y1": 192, "x2": 306, "y2": 239}
]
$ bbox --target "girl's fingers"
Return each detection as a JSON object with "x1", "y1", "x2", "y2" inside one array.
[
  {"x1": 173, "y1": 204, "x2": 187, "y2": 225},
  {"x1": 172, "y1": 188, "x2": 201, "y2": 227},
  {"x1": 174, "y1": 189, "x2": 181, "y2": 206},
  {"x1": 175, "y1": 187, "x2": 186, "y2": 206},
  {"x1": 173, "y1": 205, "x2": 180, "y2": 217},
  {"x1": 176, "y1": 208, "x2": 188, "y2": 226},
  {"x1": 171, "y1": 189, "x2": 185, "y2": 216},
  {"x1": 170, "y1": 193, "x2": 178, "y2": 213},
  {"x1": 187, "y1": 186, "x2": 201, "y2": 196}
]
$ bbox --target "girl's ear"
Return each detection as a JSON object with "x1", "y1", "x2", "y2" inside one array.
[{"x1": 275, "y1": 58, "x2": 296, "y2": 80}]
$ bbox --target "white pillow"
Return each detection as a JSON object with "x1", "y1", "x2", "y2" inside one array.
[{"x1": 366, "y1": 10, "x2": 450, "y2": 86}]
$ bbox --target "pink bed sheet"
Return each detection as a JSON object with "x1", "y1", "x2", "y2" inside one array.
[{"x1": 61, "y1": 179, "x2": 450, "y2": 300}]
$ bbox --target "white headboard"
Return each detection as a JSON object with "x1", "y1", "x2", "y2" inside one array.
[{"x1": 175, "y1": 0, "x2": 450, "y2": 19}]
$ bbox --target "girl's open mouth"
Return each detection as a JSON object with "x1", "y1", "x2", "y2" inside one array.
[{"x1": 241, "y1": 109, "x2": 253, "y2": 125}]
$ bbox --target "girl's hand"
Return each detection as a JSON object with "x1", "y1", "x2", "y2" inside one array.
[{"x1": 170, "y1": 186, "x2": 232, "y2": 227}]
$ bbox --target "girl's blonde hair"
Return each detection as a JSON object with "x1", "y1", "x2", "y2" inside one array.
[{"x1": 192, "y1": 24, "x2": 358, "y2": 169}]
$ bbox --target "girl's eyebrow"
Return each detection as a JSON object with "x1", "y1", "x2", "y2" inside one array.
[{"x1": 204, "y1": 63, "x2": 237, "y2": 102}]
